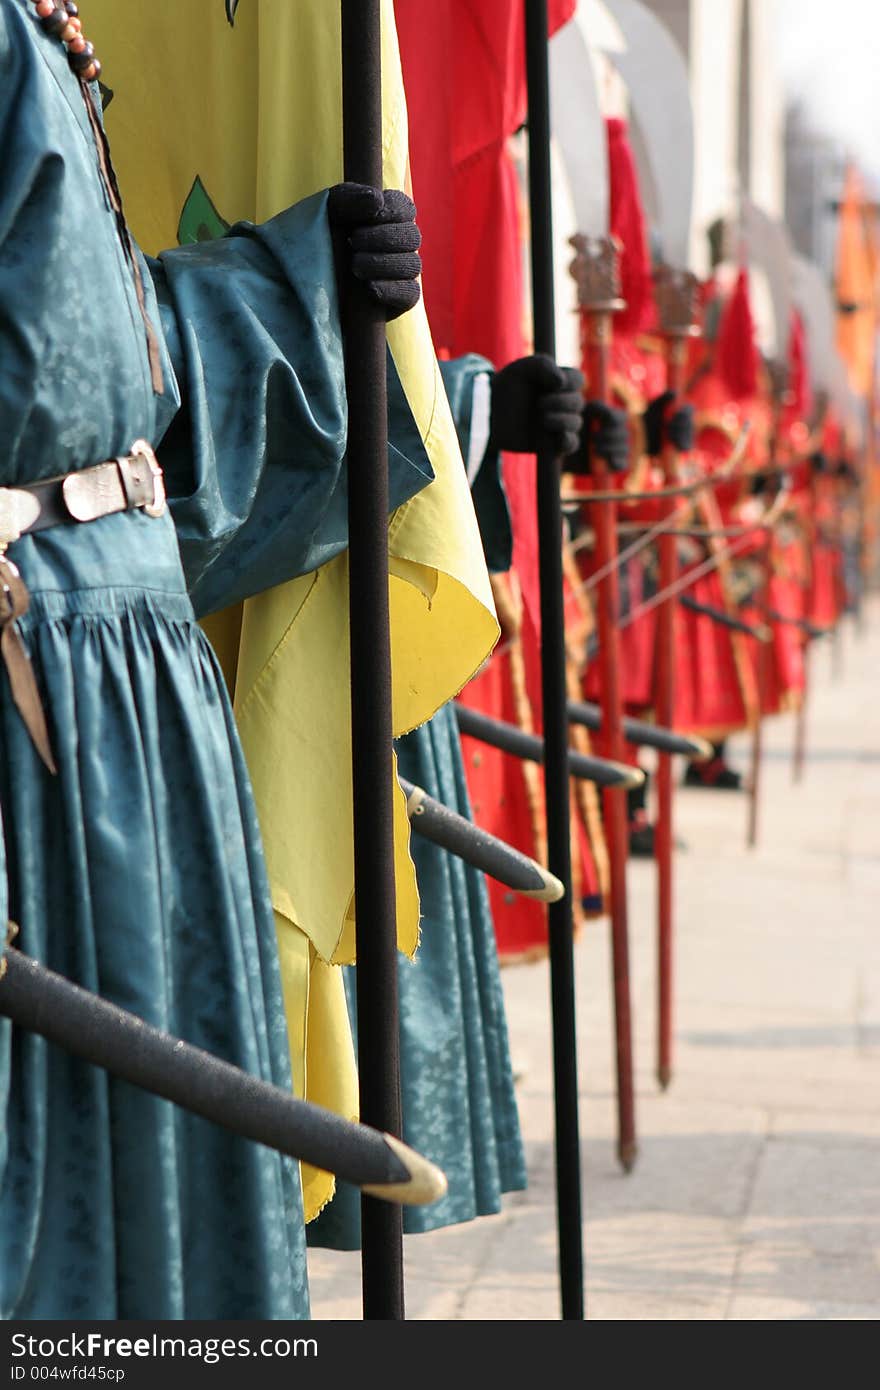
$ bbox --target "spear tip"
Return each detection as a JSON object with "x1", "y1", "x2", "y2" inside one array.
[
  {"x1": 689, "y1": 736, "x2": 715, "y2": 762},
  {"x1": 616, "y1": 764, "x2": 647, "y2": 791},
  {"x1": 361, "y1": 1132, "x2": 449, "y2": 1207},
  {"x1": 521, "y1": 863, "x2": 566, "y2": 903}
]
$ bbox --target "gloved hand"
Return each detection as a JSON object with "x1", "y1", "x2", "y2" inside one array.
[
  {"x1": 809, "y1": 450, "x2": 830, "y2": 475},
  {"x1": 327, "y1": 182, "x2": 422, "y2": 321},
  {"x1": 643, "y1": 390, "x2": 694, "y2": 456},
  {"x1": 566, "y1": 400, "x2": 628, "y2": 475},
  {"x1": 489, "y1": 354, "x2": 585, "y2": 457},
  {"x1": 749, "y1": 468, "x2": 789, "y2": 497}
]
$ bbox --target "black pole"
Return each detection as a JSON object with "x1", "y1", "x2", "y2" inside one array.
[
  {"x1": 453, "y1": 702, "x2": 644, "y2": 787},
  {"x1": 678, "y1": 594, "x2": 771, "y2": 640},
  {"x1": 341, "y1": 0, "x2": 404, "y2": 1320},
  {"x1": 525, "y1": 0, "x2": 585, "y2": 1321},
  {"x1": 0, "y1": 949, "x2": 446, "y2": 1203},
  {"x1": 566, "y1": 699, "x2": 712, "y2": 760},
  {"x1": 399, "y1": 778, "x2": 564, "y2": 901}
]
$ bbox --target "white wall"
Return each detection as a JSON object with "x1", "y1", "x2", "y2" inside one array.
[
  {"x1": 688, "y1": 0, "x2": 742, "y2": 275},
  {"x1": 746, "y1": 0, "x2": 785, "y2": 217}
]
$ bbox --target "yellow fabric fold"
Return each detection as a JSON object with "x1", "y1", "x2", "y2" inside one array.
[{"x1": 91, "y1": 0, "x2": 498, "y2": 1182}]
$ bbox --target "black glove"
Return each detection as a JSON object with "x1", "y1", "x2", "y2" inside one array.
[
  {"x1": 809, "y1": 450, "x2": 830, "y2": 475},
  {"x1": 489, "y1": 354, "x2": 585, "y2": 457},
  {"x1": 749, "y1": 468, "x2": 790, "y2": 497},
  {"x1": 643, "y1": 391, "x2": 694, "y2": 456},
  {"x1": 566, "y1": 400, "x2": 628, "y2": 475},
  {"x1": 583, "y1": 400, "x2": 629, "y2": 473},
  {"x1": 327, "y1": 182, "x2": 422, "y2": 321}
]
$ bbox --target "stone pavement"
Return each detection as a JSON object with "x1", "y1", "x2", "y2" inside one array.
[{"x1": 307, "y1": 607, "x2": 880, "y2": 1320}]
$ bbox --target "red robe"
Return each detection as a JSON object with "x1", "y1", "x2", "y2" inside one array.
[{"x1": 398, "y1": 0, "x2": 606, "y2": 962}]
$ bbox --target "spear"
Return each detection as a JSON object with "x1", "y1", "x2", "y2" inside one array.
[
  {"x1": 566, "y1": 699, "x2": 713, "y2": 760},
  {"x1": 399, "y1": 777, "x2": 565, "y2": 901},
  {"x1": 679, "y1": 593, "x2": 772, "y2": 641},
  {"x1": 614, "y1": 487, "x2": 791, "y2": 631},
  {"x1": 454, "y1": 702, "x2": 645, "y2": 788},
  {"x1": 551, "y1": 9, "x2": 637, "y2": 1178},
  {"x1": 525, "y1": 0, "x2": 585, "y2": 1320},
  {"x1": 766, "y1": 608, "x2": 830, "y2": 639},
  {"x1": 605, "y1": 0, "x2": 699, "y2": 1090},
  {"x1": 341, "y1": 0, "x2": 403, "y2": 1318},
  {"x1": 0, "y1": 943, "x2": 446, "y2": 1206}
]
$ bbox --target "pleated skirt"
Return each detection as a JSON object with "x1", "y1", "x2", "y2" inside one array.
[
  {"x1": 309, "y1": 701, "x2": 526, "y2": 1249},
  {"x1": 0, "y1": 511, "x2": 308, "y2": 1319}
]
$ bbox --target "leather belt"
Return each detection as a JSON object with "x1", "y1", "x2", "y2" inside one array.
[
  {"x1": 0, "y1": 440, "x2": 166, "y2": 776},
  {"x1": 0, "y1": 439, "x2": 165, "y2": 548}
]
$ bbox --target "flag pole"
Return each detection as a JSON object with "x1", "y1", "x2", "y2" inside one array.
[
  {"x1": 340, "y1": 0, "x2": 405, "y2": 1320},
  {"x1": 524, "y1": 0, "x2": 585, "y2": 1321}
]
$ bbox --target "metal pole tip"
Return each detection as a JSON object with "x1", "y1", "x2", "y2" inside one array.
[
  {"x1": 361, "y1": 1133, "x2": 449, "y2": 1207},
  {"x1": 690, "y1": 737, "x2": 715, "y2": 762},
  {"x1": 523, "y1": 863, "x2": 566, "y2": 903}
]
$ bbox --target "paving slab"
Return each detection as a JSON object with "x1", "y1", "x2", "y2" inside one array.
[{"x1": 307, "y1": 601, "x2": 880, "y2": 1319}]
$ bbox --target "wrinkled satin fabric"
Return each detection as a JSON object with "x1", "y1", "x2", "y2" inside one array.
[{"x1": 0, "y1": 0, "x2": 429, "y2": 1318}]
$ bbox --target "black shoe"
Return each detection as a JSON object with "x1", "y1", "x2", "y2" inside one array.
[
  {"x1": 628, "y1": 819, "x2": 655, "y2": 857},
  {"x1": 683, "y1": 757, "x2": 742, "y2": 790},
  {"x1": 628, "y1": 817, "x2": 688, "y2": 856}
]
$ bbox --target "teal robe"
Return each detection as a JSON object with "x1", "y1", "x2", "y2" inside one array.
[{"x1": 0, "y1": 0, "x2": 430, "y2": 1319}]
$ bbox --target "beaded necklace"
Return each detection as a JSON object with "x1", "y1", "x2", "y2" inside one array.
[{"x1": 31, "y1": 1, "x2": 101, "y2": 84}]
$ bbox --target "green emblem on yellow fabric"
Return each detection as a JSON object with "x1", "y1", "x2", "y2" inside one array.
[{"x1": 177, "y1": 176, "x2": 231, "y2": 246}]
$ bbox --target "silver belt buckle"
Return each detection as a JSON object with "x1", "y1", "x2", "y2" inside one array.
[
  {"x1": 0, "y1": 487, "x2": 41, "y2": 549},
  {"x1": 129, "y1": 439, "x2": 166, "y2": 518}
]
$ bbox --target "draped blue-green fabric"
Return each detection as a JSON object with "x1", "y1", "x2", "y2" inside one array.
[
  {"x1": 309, "y1": 359, "x2": 524, "y2": 1250},
  {"x1": 308, "y1": 704, "x2": 526, "y2": 1248},
  {"x1": 0, "y1": 0, "x2": 430, "y2": 1319},
  {"x1": 150, "y1": 226, "x2": 432, "y2": 618}
]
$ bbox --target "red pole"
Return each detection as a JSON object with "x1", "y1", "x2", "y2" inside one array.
[
  {"x1": 582, "y1": 299, "x2": 637, "y2": 1173},
  {"x1": 747, "y1": 537, "x2": 770, "y2": 849},
  {"x1": 747, "y1": 370, "x2": 786, "y2": 849},
  {"x1": 654, "y1": 268, "x2": 700, "y2": 1091},
  {"x1": 654, "y1": 356, "x2": 680, "y2": 1093},
  {"x1": 792, "y1": 469, "x2": 817, "y2": 784}
]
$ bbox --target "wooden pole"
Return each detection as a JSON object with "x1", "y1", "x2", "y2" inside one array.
[
  {"x1": 579, "y1": 284, "x2": 637, "y2": 1171},
  {"x1": 792, "y1": 469, "x2": 818, "y2": 784},
  {"x1": 747, "y1": 537, "x2": 771, "y2": 849},
  {"x1": 747, "y1": 366, "x2": 786, "y2": 850},
  {"x1": 654, "y1": 267, "x2": 701, "y2": 1090}
]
